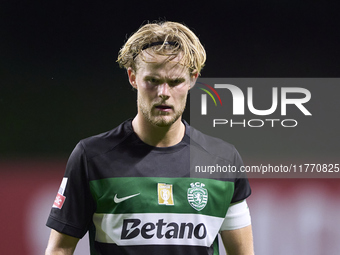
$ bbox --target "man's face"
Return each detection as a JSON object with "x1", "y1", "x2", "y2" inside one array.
[{"x1": 128, "y1": 53, "x2": 198, "y2": 127}]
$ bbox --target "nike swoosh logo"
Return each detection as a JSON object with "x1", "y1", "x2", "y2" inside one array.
[{"x1": 114, "y1": 193, "x2": 140, "y2": 203}]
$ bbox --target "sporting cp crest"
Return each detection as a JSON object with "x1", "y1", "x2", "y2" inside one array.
[{"x1": 187, "y1": 182, "x2": 208, "y2": 211}]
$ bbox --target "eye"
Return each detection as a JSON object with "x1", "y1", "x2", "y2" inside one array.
[
  {"x1": 169, "y1": 78, "x2": 185, "y2": 87},
  {"x1": 146, "y1": 77, "x2": 160, "y2": 85}
]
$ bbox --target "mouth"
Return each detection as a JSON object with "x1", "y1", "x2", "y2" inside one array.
[{"x1": 154, "y1": 104, "x2": 173, "y2": 112}]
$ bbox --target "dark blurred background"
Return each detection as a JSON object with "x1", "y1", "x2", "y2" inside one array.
[
  {"x1": 1, "y1": 1, "x2": 339, "y2": 254},
  {"x1": 1, "y1": 0, "x2": 339, "y2": 158}
]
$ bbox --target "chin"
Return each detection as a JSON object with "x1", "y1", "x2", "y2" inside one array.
[
  {"x1": 148, "y1": 114, "x2": 181, "y2": 128},
  {"x1": 151, "y1": 118, "x2": 176, "y2": 127}
]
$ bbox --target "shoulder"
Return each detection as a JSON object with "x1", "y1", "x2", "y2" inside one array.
[
  {"x1": 77, "y1": 119, "x2": 134, "y2": 159},
  {"x1": 188, "y1": 125, "x2": 240, "y2": 164}
]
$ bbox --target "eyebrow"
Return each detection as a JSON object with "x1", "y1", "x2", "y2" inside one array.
[{"x1": 144, "y1": 74, "x2": 186, "y2": 80}]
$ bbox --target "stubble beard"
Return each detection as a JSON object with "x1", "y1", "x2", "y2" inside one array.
[{"x1": 138, "y1": 96, "x2": 186, "y2": 127}]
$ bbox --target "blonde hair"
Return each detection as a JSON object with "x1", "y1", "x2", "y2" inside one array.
[{"x1": 117, "y1": 21, "x2": 206, "y2": 74}]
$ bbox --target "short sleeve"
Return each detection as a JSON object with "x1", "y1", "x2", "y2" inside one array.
[
  {"x1": 46, "y1": 142, "x2": 96, "y2": 238},
  {"x1": 230, "y1": 148, "x2": 251, "y2": 203}
]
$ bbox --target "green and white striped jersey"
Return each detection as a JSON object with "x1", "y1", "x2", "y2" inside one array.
[{"x1": 47, "y1": 119, "x2": 251, "y2": 255}]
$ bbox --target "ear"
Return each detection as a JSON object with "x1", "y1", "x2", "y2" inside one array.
[
  {"x1": 189, "y1": 71, "x2": 199, "y2": 89},
  {"x1": 127, "y1": 67, "x2": 137, "y2": 89}
]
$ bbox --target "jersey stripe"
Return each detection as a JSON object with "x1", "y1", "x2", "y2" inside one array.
[
  {"x1": 89, "y1": 177, "x2": 235, "y2": 218},
  {"x1": 93, "y1": 213, "x2": 224, "y2": 247}
]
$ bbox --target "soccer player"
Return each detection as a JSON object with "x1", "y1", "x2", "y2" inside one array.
[{"x1": 45, "y1": 21, "x2": 254, "y2": 255}]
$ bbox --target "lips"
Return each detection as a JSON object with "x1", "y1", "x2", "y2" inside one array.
[{"x1": 155, "y1": 104, "x2": 173, "y2": 111}]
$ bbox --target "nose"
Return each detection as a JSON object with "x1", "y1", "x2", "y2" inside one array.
[{"x1": 158, "y1": 83, "x2": 171, "y2": 99}]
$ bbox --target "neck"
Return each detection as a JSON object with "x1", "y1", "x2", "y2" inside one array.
[{"x1": 132, "y1": 114, "x2": 185, "y2": 147}]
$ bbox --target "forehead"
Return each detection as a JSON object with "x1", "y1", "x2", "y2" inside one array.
[{"x1": 136, "y1": 51, "x2": 190, "y2": 78}]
